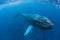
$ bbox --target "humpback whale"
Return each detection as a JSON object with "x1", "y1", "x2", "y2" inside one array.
[{"x1": 21, "y1": 14, "x2": 54, "y2": 36}]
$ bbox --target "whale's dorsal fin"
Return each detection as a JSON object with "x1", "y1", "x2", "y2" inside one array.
[{"x1": 24, "y1": 25, "x2": 33, "y2": 36}]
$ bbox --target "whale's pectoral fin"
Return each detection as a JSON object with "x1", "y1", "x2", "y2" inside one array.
[{"x1": 24, "y1": 25, "x2": 33, "y2": 36}]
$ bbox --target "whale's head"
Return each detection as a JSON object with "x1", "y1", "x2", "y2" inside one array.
[
  {"x1": 33, "y1": 15, "x2": 54, "y2": 29},
  {"x1": 22, "y1": 14, "x2": 54, "y2": 29}
]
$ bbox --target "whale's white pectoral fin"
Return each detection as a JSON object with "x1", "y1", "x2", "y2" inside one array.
[{"x1": 24, "y1": 25, "x2": 33, "y2": 36}]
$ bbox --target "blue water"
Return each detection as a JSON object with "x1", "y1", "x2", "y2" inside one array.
[{"x1": 0, "y1": 2, "x2": 60, "y2": 40}]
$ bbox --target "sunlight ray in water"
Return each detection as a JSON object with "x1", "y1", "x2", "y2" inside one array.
[{"x1": 0, "y1": 1, "x2": 24, "y2": 9}]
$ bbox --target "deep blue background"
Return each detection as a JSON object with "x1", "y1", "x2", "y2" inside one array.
[
  {"x1": 0, "y1": 0, "x2": 7, "y2": 5},
  {"x1": 0, "y1": 1, "x2": 60, "y2": 40}
]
